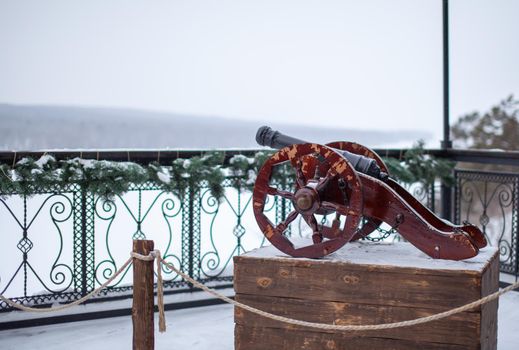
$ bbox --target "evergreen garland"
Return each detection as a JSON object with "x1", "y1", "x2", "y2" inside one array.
[
  {"x1": 382, "y1": 140, "x2": 455, "y2": 187},
  {"x1": 0, "y1": 143, "x2": 454, "y2": 200}
]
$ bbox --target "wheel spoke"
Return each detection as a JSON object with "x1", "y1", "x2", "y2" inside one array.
[
  {"x1": 321, "y1": 201, "x2": 358, "y2": 217},
  {"x1": 321, "y1": 201, "x2": 338, "y2": 212},
  {"x1": 293, "y1": 161, "x2": 306, "y2": 188},
  {"x1": 315, "y1": 171, "x2": 336, "y2": 192},
  {"x1": 332, "y1": 213, "x2": 341, "y2": 230},
  {"x1": 304, "y1": 215, "x2": 323, "y2": 243},
  {"x1": 303, "y1": 214, "x2": 319, "y2": 231},
  {"x1": 276, "y1": 190, "x2": 294, "y2": 200},
  {"x1": 267, "y1": 187, "x2": 294, "y2": 200},
  {"x1": 267, "y1": 186, "x2": 277, "y2": 195},
  {"x1": 275, "y1": 210, "x2": 299, "y2": 233}
]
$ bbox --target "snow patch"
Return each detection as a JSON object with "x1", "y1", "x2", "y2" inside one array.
[
  {"x1": 245, "y1": 240, "x2": 497, "y2": 272},
  {"x1": 157, "y1": 169, "x2": 171, "y2": 184},
  {"x1": 35, "y1": 154, "x2": 56, "y2": 168},
  {"x1": 229, "y1": 154, "x2": 255, "y2": 165},
  {"x1": 246, "y1": 169, "x2": 257, "y2": 185}
]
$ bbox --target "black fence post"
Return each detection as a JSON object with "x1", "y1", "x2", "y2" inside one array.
[
  {"x1": 515, "y1": 177, "x2": 519, "y2": 278},
  {"x1": 181, "y1": 181, "x2": 202, "y2": 288},
  {"x1": 429, "y1": 182, "x2": 436, "y2": 214},
  {"x1": 441, "y1": 184, "x2": 453, "y2": 221},
  {"x1": 440, "y1": 0, "x2": 453, "y2": 221},
  {"x1": 77, "y1": 184, "x2": 95, "y2": 297},
  {"x1": 188, "y1": 185, "x2": 195, "y2": 281},
  {"x1": 80, "y1": 186, "x2": 88, "y2": 296}
]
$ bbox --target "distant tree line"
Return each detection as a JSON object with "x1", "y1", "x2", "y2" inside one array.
[
  {"x1": 452, "y1": 95, "x2": 519, "y2": 151},
  {"x1": 452, "y1": 95, "x2": 519, "y2": 173}
]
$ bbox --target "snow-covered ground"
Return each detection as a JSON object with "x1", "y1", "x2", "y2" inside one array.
[
  {"x1": 0, "y1": 304, "x2": 234, "y2": 350},
  {"x1": 1, "y1": 291, "x2": 518, "y2": 350}
]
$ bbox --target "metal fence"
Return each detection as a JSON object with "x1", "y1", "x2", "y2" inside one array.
[
  {"x1": 0, "y1": 177, "x2": 273, "y2": 308},
  {"x1": 0, "y1": 148, "x2": 518, "y2": 328},
  {"x1": 455, "y1": 169, "x2": 518, "y2": 276}
]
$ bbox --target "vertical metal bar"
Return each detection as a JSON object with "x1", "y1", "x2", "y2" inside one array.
[
  {"x1": 73, "y1": 186, "x2": 81, "y2": 296},
  {"x1": 81, "y1": 187, "x2": 88, "y2": 296},
  {"x1": 441, "y1": 0, "x2": 453, "y2": 220},
  {"x1": 453, "y1": 170, "x2": 460, "y2": 224},
  {"x1": 186, "y1": 182, "x2": 202, "y2": 281},
  {"x1": 514, "y1": 176, "x2": 519, "y2": 278},
  {"x1": 73, "y1": 183, "x2": 94, "y2": 297},
  {"x1": 236, "y1": 188, "x2": 242, "y2": 255},
  {"x1": 440, "y1": 164, "x2": 453, "y2": 221},
  {"x1": 188, "y1": 186, "x2": 194, "y2": 281},
  {"x1": 181, "y1": 186, "x2": 191, "y2": 286},
  {"x1": 441, "y1": 0, "x2": 452, "y2": 150},
  {"x1": 85, "y1": 191, "x2": 95, "y2": 293},
  {"x1": 429, "y1": 182, "x2": 436, "y2": 214},
  {"x1": 22, "y1": 195, "x2": 28, "y2": 297}
]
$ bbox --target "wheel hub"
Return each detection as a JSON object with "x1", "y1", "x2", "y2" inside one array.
[{"x1": 293, "y1": 187, "x2": 319, "y2": 214}]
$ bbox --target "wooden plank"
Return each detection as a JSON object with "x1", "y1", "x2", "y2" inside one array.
[
  {"x1": 234, "y1": 294, "x2": 481, "y2": 347},
  {"x1": 132, "y1": 240, "x2": 155, "y2": 350},
  {"x1": 235, "y1": 325, "x2": 476, "y2": 350},
  {"x1": 480, "y1": 254, "x2": 499, "y2": 350},
  {"x1": 234, "y1": 258, "x2": 488, "y2": 310}
]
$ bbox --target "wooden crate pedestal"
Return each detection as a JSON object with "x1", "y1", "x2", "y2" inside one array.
[{"x1": 234, "y1": 241, "x2": 498, "y2": 350}]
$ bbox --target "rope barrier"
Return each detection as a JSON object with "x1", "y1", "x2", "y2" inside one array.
[
  {"x1": 0, "y1": 257, "x2": 132, "y2": 313},
  {"x1": 1, "y1": 249, "x2": 518, "y2": 333},
  {"x1": 156, "y1": 253, "x2": 519, "y2": 331}
]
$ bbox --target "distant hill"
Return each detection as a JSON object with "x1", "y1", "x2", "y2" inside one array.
[{"x1": 0, "y1": 104, "x2": 430, "y2": 150}]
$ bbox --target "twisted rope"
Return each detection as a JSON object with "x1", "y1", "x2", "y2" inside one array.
[
  {"x1": 0, "y1": 252, "x2": 165, "y2": 332},
  {"x1": 0, "y1": 257, "x2": 132, "y2": 313},
  {"x1": 2, "y1": 250, "x2": 518, "y2": 333},
  {"x1": 157, "y1": 255, "x2": 519, "y2": 331}
]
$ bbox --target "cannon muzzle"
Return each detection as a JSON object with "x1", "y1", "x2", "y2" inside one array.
[{"x1": 256, "y1": 126, "x2": 388, "y2": 181}]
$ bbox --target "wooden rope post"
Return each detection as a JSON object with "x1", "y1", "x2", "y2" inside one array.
[{"x1": 132, "y1": 240, "x2": 155, "y2": 350}]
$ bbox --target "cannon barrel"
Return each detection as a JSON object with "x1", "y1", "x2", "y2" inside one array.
[{"x1": 256, "y1": 126, "x2": 388, "y2": 181}]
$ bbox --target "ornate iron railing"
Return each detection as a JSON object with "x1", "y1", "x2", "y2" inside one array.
[
  {"x1": 0, "y1": 153, "x2": 287, "y2": 318},
  {"x1": 0, "y1": 182, "x2": 82, "y2": 307},
  {"x1": 0, "y1": 148, "x2": 518, "y2": 328},
  {"x1": 0, "y1": 179, "x2": 266, "y2": 308},
  {"x1": 455, "y1": 169, "x2": 519, "y2": 276}
]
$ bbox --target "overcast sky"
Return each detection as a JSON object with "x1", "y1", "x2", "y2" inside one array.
[{"x1": 0, "y1": 0, "x2": 518, "y2": 146}]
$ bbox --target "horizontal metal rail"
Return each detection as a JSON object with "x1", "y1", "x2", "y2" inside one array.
[{"x1": 0, "y1": 148, "x2": 518, "y2": 166}]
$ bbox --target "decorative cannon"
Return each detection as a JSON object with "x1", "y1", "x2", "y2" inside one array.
[{"x1": 253, "y1": 126, "x2": 487, "y2": 260}]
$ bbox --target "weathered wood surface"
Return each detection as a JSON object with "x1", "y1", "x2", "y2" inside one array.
[
  {"x1": 235, "y1": 294, "x2": 480, "y2": 346},
  {"x1": 235, "y1": 325, "x2": 477, "y2": 350},
  {"x1": 234, "y1": 241, "x2": 499, "y2": 350},
  {"x1": 480, "y1": 253, "x2": 500, "y2": 349},
  {"x1": 132, "y1": 240, "x2": 155, "y2": 350}
]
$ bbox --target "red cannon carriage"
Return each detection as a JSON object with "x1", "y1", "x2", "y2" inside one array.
[{"x1": 253, "y1": 126, "x2": 486, "y2": 260}]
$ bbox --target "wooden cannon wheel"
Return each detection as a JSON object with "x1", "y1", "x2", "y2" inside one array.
[
  {"x1": 252, "y1": 143, "x2": 364, "y2": 258},
  {"x1": 327, "y1": 141, "x2": 390, "y2": 241}
]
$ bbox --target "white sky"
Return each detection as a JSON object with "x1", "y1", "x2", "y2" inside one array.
[{"x1": 0, "y1": 0, "x2": 518, "y2": 146}]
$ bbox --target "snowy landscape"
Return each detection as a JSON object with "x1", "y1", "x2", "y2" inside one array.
[{"x1": 0, "y1": 104, "x2": 430, "y2": 150}]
